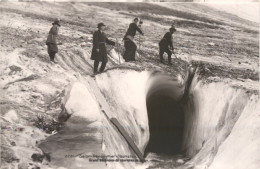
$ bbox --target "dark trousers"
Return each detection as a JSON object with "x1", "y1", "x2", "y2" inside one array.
[
  {"x1": 94, "y1": 60, "x2": 107, "y2": 73},
  {"x1": 159, "y1": 46, "x2": 172, "y2": 63},
  {"x1": 123, "y1": 40, "x2": 137, "y2": 62},
  {"x1": 49, "y1": 52, "x2": 56, "y2": 61}
]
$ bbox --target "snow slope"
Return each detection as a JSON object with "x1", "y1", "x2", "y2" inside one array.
[
  {"x1": 0, "y1": 2, "x2": 259, "y2": 169},
  {"x1": 205, "y1": 2, "x2": 259, "y2": 23}
]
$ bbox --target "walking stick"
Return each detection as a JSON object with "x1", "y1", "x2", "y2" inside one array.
[
  {"x1": 138, "y1": 34, "x2": 141, "y2": 51},
  {"x1": 171, "y1": 49, "x2": 178, "y2": 58},
  {"x1": 116, "y1": 38, "x2": 120, "y2": 64}
]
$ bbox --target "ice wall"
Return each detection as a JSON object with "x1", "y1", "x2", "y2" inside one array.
[
  {"x1": 182, "y1": 74, "x2": 260, "y2": 169},
  {"x1": 47, "y1": 68, "x2": 186, "y2": 169},
  {"x1": 40, "y1": 67, "x2": 259, "y2": 169},
  {"x1": 40, "y1": 70, "x2": 152, "y2": 169},
  {"x1": 94, "y1": 70, "x2": 150, "y2": 152}
]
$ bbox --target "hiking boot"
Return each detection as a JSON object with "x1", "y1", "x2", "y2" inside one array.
[{"x1": 50, "y1": 60, "x2": 57, "y2": 64}]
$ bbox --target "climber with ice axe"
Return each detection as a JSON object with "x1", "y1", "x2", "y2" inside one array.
[
  {"x1": 158, "y1": 27, "x2": 176, "y2": 65},
  {"x1": 123, "y1": 18, "x2": 144, "y2": 62},
  {"x1": 46, "y1": 19, "x2": 62, "y2": 63},
  {"x1": 90, "y1": 23, "x2": 116, "y2": 74}
]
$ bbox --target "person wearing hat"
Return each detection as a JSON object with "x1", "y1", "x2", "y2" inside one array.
[
  {"x1": 158, "y1": 27, "x2": 176, "y2": 65},
  {"x1": 46, "y1": 19, "x2": 61, "y2": 63},
  {"x1": 91, "y1": 23, "x2": 115, "y2": 73},
  {"x1": 123, "y1": 18, "x2": 144, "y2": 62}
]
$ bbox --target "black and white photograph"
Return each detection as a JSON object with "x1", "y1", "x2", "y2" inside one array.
[{"x1": 0, "y1": 0, "x2": 259, "y2": 169}]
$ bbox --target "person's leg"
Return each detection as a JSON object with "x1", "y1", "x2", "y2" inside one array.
[
  {"x1": 131, "y1": 42, "x2": 137, "y2": 61},
  {"x1": 48, "y1": 44, "x2": 57, "y2": 62},
  {"x1": 47, "y1": 45, "x2": 51, "y2": 61},
  {"x1": 99, "y1": 61, "x2": 107, "y2": 72},
  {"x1": 49, "y1": 53, "x2": 52, "y2": 61},
  {"x1": 94, "y1": 60, "x2": 99, "y2": 73},
  {"x1": 52, "y1": 52, "x2": 57, "y2": 62},
  {"x1": 49, "y1": 52, "x2": 55, "y2": 62},
  {"x1": 159, "y1": 47, "x2": 164, "y2": 62},
  {"x1": 124, "y1": 41, "x2": 130, "y2": 62},
  {"x1": 128, "y1": 41, "x2": 136, "y2": 61}
]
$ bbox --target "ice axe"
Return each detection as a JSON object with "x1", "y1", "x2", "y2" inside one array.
[
  {"x1": 116, "y1": 38, "x2": 121, "y2": 64},
  {"x1": 138, "y1": 34, "x2": 141, "y2": 51},
  {"x1": 171, "y1": 49, "x2": 178, "y2": 59}
]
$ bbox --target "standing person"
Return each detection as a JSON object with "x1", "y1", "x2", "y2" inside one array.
[
  {"x1": 159, "y1": 27, "x2": 176, "y2": 65},
  {"x1": 46, "y1": 19, "x2": 61, "y2": 63},
  {"x1": 91, "y1": 23, "x2": 115, "y2": 74},
  {"x1": 123, "y1": 18, "x2": 144, "y2": 62}
]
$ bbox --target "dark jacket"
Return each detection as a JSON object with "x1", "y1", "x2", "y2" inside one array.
[
  {"x1": 91, "y1": 30, "x2": 115, "y2": 62},
  {"x1": 123, "y1": 23, "x2": 143, "y2": 40},
  {"x1": 46, "y1": 25, "x2": 59, "y2": 53},
  {"x1": 159, "y1": 32, "x2": 173, "y2": 49}
]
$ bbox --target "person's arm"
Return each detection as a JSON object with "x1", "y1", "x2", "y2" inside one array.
[
  {"x1": 93, "y1": 31, "x2": 99, "y2": 51},
  {"x1": 52, "y1": 26, "x2": 58, "y2": 41},
  {"x1": 105, "y1": 36, "x2": 115, "y2": 46},
  {"x1": 166, "y1": 32, "x2": 173, "y2": 50},
  {"x1": 52, "y1": 26, "x2": 62, "y2": 45},
  {"x1": 134, "y1": 23, "x2": 144, "y2": 35}
]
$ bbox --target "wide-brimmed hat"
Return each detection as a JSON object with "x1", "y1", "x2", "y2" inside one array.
[
  {"x1": 52, "y1": 19, "x2": 61, "y2": 26},
  {"x1": 97, "y1": 22, "x2": 106, "y2": 28},
  {"x1": 170, "y1": 27, "x2": 176, "y2": 32}
]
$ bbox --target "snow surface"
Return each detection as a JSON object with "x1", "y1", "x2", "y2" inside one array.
[
  {"x1": 64, "y1": 82, "x2": 101, "y2": 122},
  {"x1": 203, "y1": 2, "x2": 259, "y2": 23}
]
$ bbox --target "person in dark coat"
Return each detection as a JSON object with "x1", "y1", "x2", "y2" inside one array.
[
  {"x1": 46, "y1": 19, "x2": 61, "y2": 63},
  {"x1": 159, "y1": 27, "x2": 176, "y2": 65},
  {"x1": 123, "y1": 18, "x2": 144, "y2": 62},
  {"x1": 91, "y1": 23, "x2": 115, "y2": 73}
]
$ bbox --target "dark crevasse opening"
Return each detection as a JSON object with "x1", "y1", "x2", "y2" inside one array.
[{"x1": 145, "y1": 92, "x2": 185, "y2": 155}]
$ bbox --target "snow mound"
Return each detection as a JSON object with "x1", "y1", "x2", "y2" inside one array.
[
  {"x1": 64, "y1": 82, "x2": 101, "y2": 122},
  {"x1": 4, "y1": 110, "x2": 19, "y2": 123}
]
